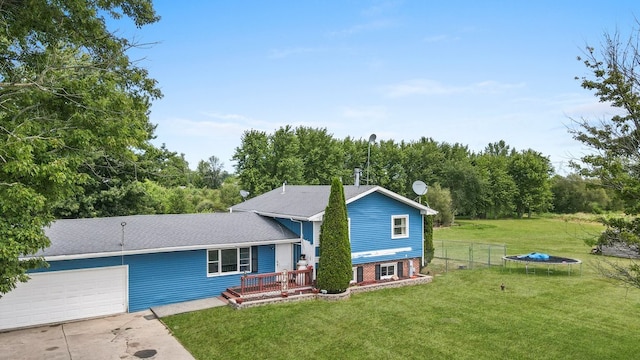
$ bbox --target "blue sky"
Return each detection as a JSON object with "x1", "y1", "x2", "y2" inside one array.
[{"x1": 114, "y1": 1, "x2": 638, "y2": 173}]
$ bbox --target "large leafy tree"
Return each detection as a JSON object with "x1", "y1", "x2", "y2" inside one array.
[
  {"x1": 233, "y1": 129, "x2": 271, "y2": 196},
  {"x1": 296, "y1": 126, "x2": 344, "y2": 185},
  {"x1": 376, "y1": 139, "x2": 408, "y2": 194},
  {"x1": 316, "y1": 178, "x2": 352, "y2": 293},
  {"x1": 193, "y1": 155, "x2": 229, "y2": 189},
  {"x1": 550, "y1": 174, "x2": 615, "y2": 214},
  {"x1": 475, "y1": 145, "x2": 517, "y2": 219},
  {"x1": 269, "y1": 125, "x2": 304, "y2": 186},
  {"x1": 0, "y1": 0, "x2": 160, "y2": 294},
  {"x1": 572, "y1": 22, "x2": 640, "y2": 287},
  {"x1": 508, "y1": 149, "x2": 553, "y2": 218}
]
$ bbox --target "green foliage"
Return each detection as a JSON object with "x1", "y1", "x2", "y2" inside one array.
[
  {"x1": 192, "y1": 156, "x2": 229, "y2": 189},
  {"x1": 426, "y1": 184, "x2": 454, "y2": 226},
  {"x1": 571, "y1": 22, "x2": 640, "y2": 288},
  {"x1": 551, "y1": 174, "x2": 618, "y2": 214},
  {"x1": 423, "y1": 215, "x2": 435, "y2": 267},
  {"x1": 475, "y1": 150, "x2": 516, "y2": 218},
  {"x1": 296, "y1": 127, "x2": 345, "y2": 185},
  {"x1": 0, "y1": 0, "x2": 159, "y2": 294},
  {"x1": 508, "y1": 149, "x2": 553, "y2": 218},
  {"x1": 316, "y1": 178, "x2": 352, "y2": 293}
]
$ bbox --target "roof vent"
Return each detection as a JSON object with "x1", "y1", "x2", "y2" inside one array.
[
  {"x1": 354, "y1": 168, "x2": 362, "y2": 187},
  {"x1": 281, "y1": 181, "x2": 287, "y2": 194}
]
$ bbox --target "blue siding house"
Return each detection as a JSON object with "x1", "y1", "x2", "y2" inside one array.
[
  {"x1": 231, "y1": 184, "x2": 437, "y2": 284},
  {"x1": 0, "y1": 184, "x2": 435, "y2": 331}
]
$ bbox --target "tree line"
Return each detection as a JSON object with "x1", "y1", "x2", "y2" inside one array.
[
  {"x1": 48, "y1": 123, "x2": 622, "y2": 225},
  {"x1": 232, "y1": 126, "x2": 622, "y2": 224}
]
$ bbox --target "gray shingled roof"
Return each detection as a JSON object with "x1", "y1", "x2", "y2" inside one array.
[
  {"x1": 230, "y1": 185, "x2": 436, "y2": 219},
  {"x1": 39, "y1": 212, "x2": 299, "y2": 259}
]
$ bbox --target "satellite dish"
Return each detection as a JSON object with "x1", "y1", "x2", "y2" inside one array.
[
  {"x1": 239, "y1": 190, "x2": 249, "y2": 199},
  {"x1": 412, "y1": 180, "x2": 428, "y2": 196}
]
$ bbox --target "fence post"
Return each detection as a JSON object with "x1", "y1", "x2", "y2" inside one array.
[
  {"x1": 469, "y1": 243, "x2": 473, "y2": 269},
  {"x1": 445, "y1": 249, "x2": 448, "y2": 272},
  {"x1": 488, "y1": 245, "x2": 491, "y2": 267}
]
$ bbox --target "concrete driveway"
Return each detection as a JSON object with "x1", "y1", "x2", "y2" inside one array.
[{"x1": 0, "y1": 310, "x2": 195, "y2": 360}]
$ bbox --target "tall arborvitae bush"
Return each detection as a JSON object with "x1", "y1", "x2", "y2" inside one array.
[
  {"x1": 423, "y1": 215, "x2": 435, "y2": 269},
  {"x1": 316, "y1": 178, "x2": 352, "y2": 293}
]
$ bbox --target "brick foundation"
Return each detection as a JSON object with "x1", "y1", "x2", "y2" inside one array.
[{"x1": 355, "y1": 257, "x2": 421, "y2": 283}]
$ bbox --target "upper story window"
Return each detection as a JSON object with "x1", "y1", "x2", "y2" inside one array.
[
  {"x1": 207, "y1": 247, "x2": 251, "y2": 276},
  {"x1": 391, "y1": 215, "x2": 409, "y2": 239}
]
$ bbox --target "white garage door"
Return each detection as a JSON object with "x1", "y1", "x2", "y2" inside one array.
[{"x1": 0, "y1": 266, "x2": 128, "y2": 331}]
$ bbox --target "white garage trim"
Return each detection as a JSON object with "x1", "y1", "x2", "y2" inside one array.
[{"x1": 0, "y1": 266, "x2": 128, "y2": 331}]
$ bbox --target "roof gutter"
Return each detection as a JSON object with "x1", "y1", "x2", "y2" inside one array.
[{"x1": 25, "y1": 238, "x2": 301, "y2": 262}]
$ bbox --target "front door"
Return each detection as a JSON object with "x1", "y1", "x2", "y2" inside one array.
[{"x1": 275, "y1": 244, "x2": 292, "y2": 272}]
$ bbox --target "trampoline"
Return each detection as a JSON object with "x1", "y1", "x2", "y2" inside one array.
[{"x1": 503, "y1": 252, "x2": 582, "y2": 275}]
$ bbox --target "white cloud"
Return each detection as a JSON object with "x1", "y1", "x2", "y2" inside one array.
[
  {"x1": 161, "y1": 117, "x2": 248, "y2": 137},
  {"x1": 382, "y1": 79, "x2": 525, "y2": 98},
  {"x1": 201, "y1": 112, "x2": 252, "y2": 122}
]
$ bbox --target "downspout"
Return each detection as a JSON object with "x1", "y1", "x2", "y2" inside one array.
[
  {"x1": 290, "y1": 218, "x2": 303, "y2": 241},
  {"x1": 421, "y1": 213, "x2": 425, "y2": 268}
]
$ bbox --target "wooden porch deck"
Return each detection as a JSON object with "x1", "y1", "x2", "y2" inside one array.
[{"x1": 224, "y1": 266, "x2": 314, "y2": 299}]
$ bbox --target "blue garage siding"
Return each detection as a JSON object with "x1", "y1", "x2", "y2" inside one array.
[
  {"x1": 347, "y1": 192, "x2": 423, "y2": 265},
  {"x1": 31, "y1": 244, "x2": 277, "y2": 312}
]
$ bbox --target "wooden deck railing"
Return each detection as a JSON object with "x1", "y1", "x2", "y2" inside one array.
[{"x1": 234, "y1": 266, "x2": 313, "y2": 296}]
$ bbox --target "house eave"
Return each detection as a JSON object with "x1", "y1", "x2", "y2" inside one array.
[
  {"x1": 27, "y1": 238, "x2": 302, "y2": 262},
  {"x1": 308, "y1": 185, "x2": 437, "y2": 220},
  {"x1": 251, "y1": 211, "x2": 311, "y2": 222}
]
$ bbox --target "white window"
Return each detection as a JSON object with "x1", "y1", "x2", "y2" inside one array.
[
  {"x1": 380, "y1": 263, "x2": 396, "y2": 280},
  {"x1": 351, "y1": 266, "x2": 357, "y2": 284},
  {"x1": 391, "y1": 215, "x2": 409, "y2": 239},
  {"x1": 207, "y1": 247, "x2": 251, "y2": 276}
]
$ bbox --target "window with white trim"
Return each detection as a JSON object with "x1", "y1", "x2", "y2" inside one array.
[
  {"x1": 391, "y1": 215, "x2": 409, "y2": 239},
  {"x1": 207, "y1": 247, "x2": 251, "y2": 276},
  {"x1": 351, "y1": 266, "x2": 357, "y2": 284},
  {"x1": 380, "y1": 262, "x2": 396, "y2": 279}
]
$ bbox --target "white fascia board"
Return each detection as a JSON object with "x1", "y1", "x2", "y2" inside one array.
[
  {"x1": 373, "y1": 186, "x2": 435, "y2": 212},
  {"x1": 308, "y1": 186, "x2": 380, "y2": 221},
  {"x1": 28, "y1": 238, "x2": 302, "y2": 262},
  {"x1": 310, "y1": 186, "x2": 437, "y2": 219},
  {"x1": 253, "y1": 211, "x2": 311, "y2": 221}
]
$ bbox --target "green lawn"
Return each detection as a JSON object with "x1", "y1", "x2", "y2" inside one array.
[{"x1": 163, "y1": 217, "x2": 640, "y2": 360}]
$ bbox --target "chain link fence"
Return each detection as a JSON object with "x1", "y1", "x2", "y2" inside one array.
[{"x1": 433, "y1": 240, "x2": 506, "y2": 272}]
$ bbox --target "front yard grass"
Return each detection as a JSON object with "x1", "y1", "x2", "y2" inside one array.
[{"x1": 163, "y1": 217, "x2": 640, "y2": 360}]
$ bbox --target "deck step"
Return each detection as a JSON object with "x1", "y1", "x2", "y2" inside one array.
[{"x1": 221, "y1": 291, "x2": 238, "y2": 300}]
